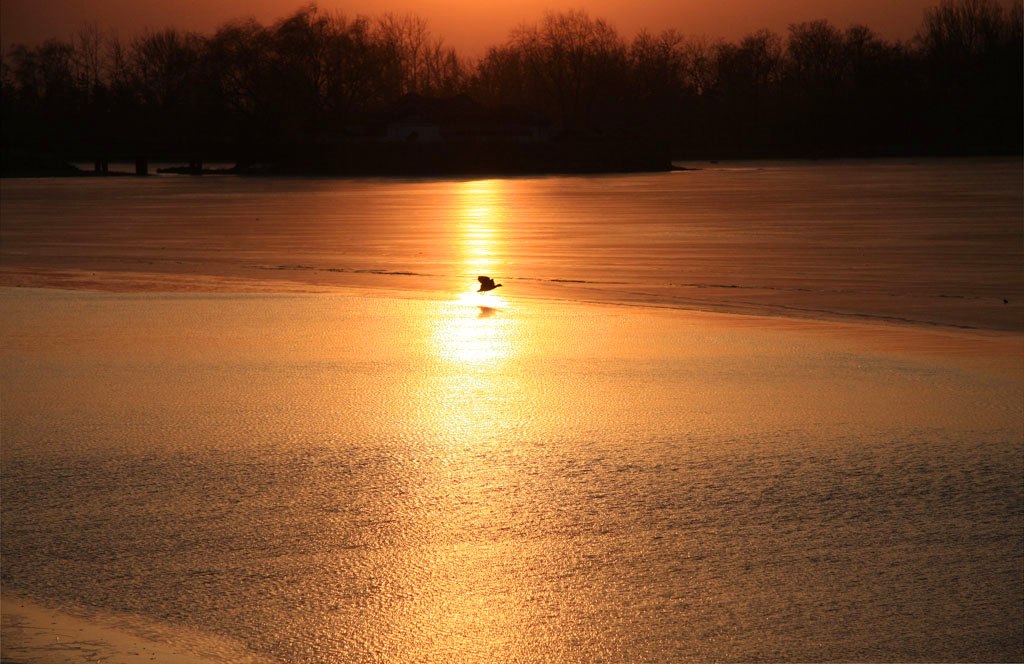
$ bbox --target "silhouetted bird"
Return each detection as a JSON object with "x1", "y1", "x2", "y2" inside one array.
[{"x1": 478, "y1": 276, "x2": 502, "y2": 292}]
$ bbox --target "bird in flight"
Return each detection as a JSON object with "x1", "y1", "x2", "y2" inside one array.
[{"x1": 477, "y1": 276, "x2": 502, "y2": 292}]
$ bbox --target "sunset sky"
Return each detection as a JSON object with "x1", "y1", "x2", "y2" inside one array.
[{"x1": 1, "y1": 0, "x2": 964, "y2": 55}]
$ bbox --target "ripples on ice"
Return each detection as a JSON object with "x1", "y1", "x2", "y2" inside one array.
[{"x1": 1, "y1": 289, "x2": 1021, "y2": 662}]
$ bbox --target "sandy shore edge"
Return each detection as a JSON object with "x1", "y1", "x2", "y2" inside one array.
[{"x1": 1, "y1": 595, "x2": 271, "y2": 664}]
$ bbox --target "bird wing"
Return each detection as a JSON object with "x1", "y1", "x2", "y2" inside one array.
[{"x1": 477, "y1": 276, "x2": 492, "y2": 286}]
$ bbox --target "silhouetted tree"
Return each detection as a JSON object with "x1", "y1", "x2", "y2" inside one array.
[
  {"x1": 504, "y1": 10, "x2": 629, "y2": 130},
  {"x1": 712, "y1": 29, "x2": 784, "y2": 151},
  {"x1": 206, "y1": 20, "x2": 271, "y2": 125},
  {"x1": 628, "y1": 30, "x2": 696, "y2": 129},
  {"x1": 2, "y1": 0, "x2": 1020, "y2": 168},
  {"x1": 3, "y1": 39, "x2": 80, "y2": 153},
  {"x1": 915, "y1": 0, "x2": 1022, "y2": 152},
  {"x1": 470, "y1": 45, "x2": 527, "y2": 109},
  {"x1": 920, "y1": 0, "x2": 1012, "y2": 57},
  {"x1": 318, "y1": 15, "x2": 389, "y2": 120},
  {"x1": 374, "y1": 13, "x2": 464, "y2": 97}
]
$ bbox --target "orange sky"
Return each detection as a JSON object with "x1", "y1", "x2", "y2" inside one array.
[{"x1": 0, "y1": 0, "x2": 975, "y2": 55}]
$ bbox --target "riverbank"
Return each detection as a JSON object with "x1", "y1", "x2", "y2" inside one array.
[{"x1": 2, "y1": 136, "x2": 675, "y2": 179}]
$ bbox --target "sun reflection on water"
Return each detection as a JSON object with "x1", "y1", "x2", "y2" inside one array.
[
  {"x1": 456, "y1": 179, "x2": 507, "y2": 279},
  {"x1": 428, "y1": 179, "x2": 514, "y2": 367},
  {"x1": 416, "y1": 177, "x2": 526, "y2": 444},
  {"x1": 387, "y1": 178, "x2": 540, "y2": 656},
  {"x1": 432, "y1": 297, "x2": 513, "y2": 365}
]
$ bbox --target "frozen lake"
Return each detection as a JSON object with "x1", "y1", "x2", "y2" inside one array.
[
  {"x1": 1, "y1": 158, "x2": 1022, "y2": 662},
  {"x1": 2, "y1": 158, "x2": 1021, "y2": 330}
]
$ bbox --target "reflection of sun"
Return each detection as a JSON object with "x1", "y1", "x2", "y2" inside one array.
[
  {"x1": 456, "y1": 290, "x2": 507, "y2": 308},
  {"x1": 429, "y1": 179, "x2": 513, "y2": 365},
  {"x1": 457, "y1": 180, "x2": 505, "y2": 278},
  {"x1": 396, "y1": 179, "x2": 529, "y2": 649},
  {"x1": 432, "y1": 302, "x2": 513, "y2": 365}
]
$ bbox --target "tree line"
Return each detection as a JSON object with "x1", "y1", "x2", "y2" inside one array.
[{"x1": 1, "y1": 0, "x2": 1020, "y2": 166}]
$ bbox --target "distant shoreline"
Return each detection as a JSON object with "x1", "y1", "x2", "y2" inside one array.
[
  {"x1": 3, "y1": 147, "x2": 1020, "y2": 179},
  {"x1": 2, "y1": 140, "x2": 677, "y2": 178}
]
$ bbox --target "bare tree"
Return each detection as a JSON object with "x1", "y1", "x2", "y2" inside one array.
[
  {"x1": 375, "y1": 13, "x2": 430, "y2": 95},
  {"x1": 680, "y1": 36, "x2": 720, "y2": 97},
  {"x1": 72, "y1": 24, "x2": 106, "y2": 98},
  {"x1": 918, "y1": 0, "x2": 1010, "y2": 57},
  {"x1": 508, "y1": 10, "x2": 628, "y2": 128},
  {"x1": 786, "y1": 20, "x2": 845, "y2": 87}
]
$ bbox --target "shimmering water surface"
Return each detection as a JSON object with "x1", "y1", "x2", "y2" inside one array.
[
  {"x1": 3, "y1": 288, "x2": 1022, "y2": 662},
  {"x1": 1, "y1": 159, "x2": 1023, "y2": 662}
]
